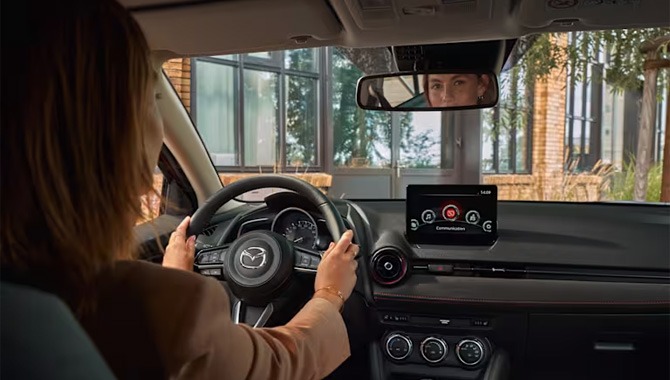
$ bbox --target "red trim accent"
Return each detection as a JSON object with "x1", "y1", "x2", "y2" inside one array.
[{"x1": 374, "y1": 292, "x2": 670, "y2": 306}]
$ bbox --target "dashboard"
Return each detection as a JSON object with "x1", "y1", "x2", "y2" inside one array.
[
  {"x1": 240, "y1": 207, "x2": 336, "y2": 252},
  {"x1": 189, "y1": 190, "x2": 670, "y2": 380}
]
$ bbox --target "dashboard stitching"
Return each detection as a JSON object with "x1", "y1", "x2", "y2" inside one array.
[{"x1": 374, "y1": 292, "x2": 670, "y2": 305}]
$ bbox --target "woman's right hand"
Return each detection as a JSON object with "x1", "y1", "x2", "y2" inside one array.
[{"x1": 313, "y1": 230, "x2": 359, "y2": 309}]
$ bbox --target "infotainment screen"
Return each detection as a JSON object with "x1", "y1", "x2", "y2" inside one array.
[{"x1": 406, "y1": 185, "x2": 497, "y2": 246}]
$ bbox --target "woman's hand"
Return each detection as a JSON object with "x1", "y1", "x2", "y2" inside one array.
[
  {"x1": 313, "y1": 230, "x2": 359, "y2": 310},
  {"x1": 163, "y1": 216, "x2": 196, "y2": 271}
]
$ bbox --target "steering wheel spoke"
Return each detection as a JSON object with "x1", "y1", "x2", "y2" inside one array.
[
  {"x1": 293, "y1": 246, "x2": 321, "y2": 273},
  {"x1": 232, "y1": 300, "x2": 274, "y2": 328},
  {"x1": 194, "y1": 245, "x2": 229, "y2": 278}
]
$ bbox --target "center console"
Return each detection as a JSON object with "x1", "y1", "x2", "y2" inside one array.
[
  {"x1": 371, "y1": 185, "x2": 510, "y2": 379},
  {"x1": 372, "y1": 310, "x2": 512, "y2": 380},
  {"x1": 384, "y1": 332, "x2": 488, "y2": 368},
  {"x1": 360, "y1": 194, "x2": 670, "y2": 380}
]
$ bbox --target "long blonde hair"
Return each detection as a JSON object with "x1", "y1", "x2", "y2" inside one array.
[{"x1": 1, "y1": 0, "x2": 155, "y2": 310}]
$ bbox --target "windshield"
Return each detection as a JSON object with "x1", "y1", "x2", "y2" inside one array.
[{"x1": 163, "y1": 28, "x2": 669, "y2": 203}]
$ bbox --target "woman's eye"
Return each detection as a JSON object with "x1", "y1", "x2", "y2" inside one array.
[{"x1": 430, "y1": 84, "x2": 442, "y2": 90}]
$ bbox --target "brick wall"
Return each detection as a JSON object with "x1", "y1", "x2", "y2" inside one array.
[
  {"x1": 484, "y1": 34, "x2": 606, "y2": 202},
  {"x1": 162, "y1": 58, "x2": 191, "y2": 111}
]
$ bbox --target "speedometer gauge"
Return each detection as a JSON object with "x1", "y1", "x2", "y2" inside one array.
[
  {"x1": 283, "y1": 220, "x2": 318, "y2": 249},
  {"x1": 271, "y1": 207, "x2": 320, "y2": 250}
]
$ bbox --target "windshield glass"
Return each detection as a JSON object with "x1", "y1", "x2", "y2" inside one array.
[{"x1": 163, "y1": 28, "x2": 669, "y2": 203}]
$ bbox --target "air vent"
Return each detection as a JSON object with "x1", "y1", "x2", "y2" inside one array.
[
  {"x1": 201, "y1": 225, "x2": 218, "y2": 237},
  {"x1": 371, "y1": 247, "x2": 408, "y2": 286}
]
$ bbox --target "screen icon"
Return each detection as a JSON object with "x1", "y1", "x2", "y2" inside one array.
[
  {"x1": 482, "y1": 220, "x2": 493, "y2": 233},
  {"x1": 421, "y1": 210, "x2": 436, "y2": 224},
  {"x1": 442, "y1": 205, "x2": 460, "y2": 221},
  {"x1": 465, "y1": 210, "x2": 481, "y2": 225},
  {"x1": 410, "y1": 219, "x2": 419, "y2": 231}
]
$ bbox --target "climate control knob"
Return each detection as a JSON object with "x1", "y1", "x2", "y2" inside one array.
[
  {"x1": 384, "y1": 333, "x2": 413, "y2": 360},
  {"x1": 420, "y1": 337, "x2": 448, "y2": 363},
  {"x1": 455, "y1": 338, "x2": 486, "y2": 366}
]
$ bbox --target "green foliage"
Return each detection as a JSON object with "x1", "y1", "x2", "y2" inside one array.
[
  {"x1": 483, "y1": 64, "x2": 532, "y2": 173},
  {"x1": 518, "y1": 28, "x2": 670, "y2": 93},
  {"x1": 285, "y1": 49, "x2": 317, "y2": 166},
  {"x1": 598, "y1": 29, "x2": 670, "y2": 92},
  {"x1": 332, "y1": 48, "x2": 441, "y2": 168},
  {"x1": 398, "y1": 112, "x2": 439, "y2": 168},
  {"x1": 514, "y1": 34, "x2": 566, "y2": 87},
  {"x1": 606, "y1": 160, "x2": 663, "y2": 202},
  {"x1": 332, "y1": 48, "x2": 391, "y2": 167}
]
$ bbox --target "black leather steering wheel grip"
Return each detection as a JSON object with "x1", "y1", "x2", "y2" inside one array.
[{"x1": 187, "y1": 175, "x2": 347, "y2": 242}]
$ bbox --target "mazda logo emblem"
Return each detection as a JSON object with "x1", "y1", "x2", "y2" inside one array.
[{"x1": 239, "y1": 247, "x2": 268, "y2": 269}]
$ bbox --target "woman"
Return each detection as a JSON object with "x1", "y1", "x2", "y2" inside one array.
[
  {"x1": 423, "y1": 73, "x2": 492, "y2": 107},
  {"x1": 1, "y1": 0, "x2": 358, "y2": 379}
]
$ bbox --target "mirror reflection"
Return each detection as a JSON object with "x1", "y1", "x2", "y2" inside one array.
[{"x1": 358, "y1": 71, "x2": 498, "y2": 111}]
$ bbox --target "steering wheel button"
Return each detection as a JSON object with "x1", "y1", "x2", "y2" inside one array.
[
  {"x1": 299, "y1": 255, "x2": 310, "y2": 267},
  {"x1": 309, "y1": 257, "x2": 320, "y2": 269},
  {"x1": 202, "y1": 268, "x2": 222, "y2": 277}
]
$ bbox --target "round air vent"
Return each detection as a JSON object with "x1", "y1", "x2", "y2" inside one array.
[{"x1": 370, "y1": 247, "x2": 408, "y2": 286}]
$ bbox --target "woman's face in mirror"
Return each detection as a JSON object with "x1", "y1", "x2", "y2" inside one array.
[{"x1": 426, "y1": 74, "x2": 490, "y2": 107}]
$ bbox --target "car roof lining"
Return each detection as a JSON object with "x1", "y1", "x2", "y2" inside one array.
[{"x1": 123, "y1": 0, "x2": 669, "y2": 58}]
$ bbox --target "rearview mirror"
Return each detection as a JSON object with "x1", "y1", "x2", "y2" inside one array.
[{"x1": 357, "y1": 70, "x2": 498, "y2": 111}]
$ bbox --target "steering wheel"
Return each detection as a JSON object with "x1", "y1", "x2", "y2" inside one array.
[{"x1": 187, "y1": 175, "x2": 347, "y2": 327}]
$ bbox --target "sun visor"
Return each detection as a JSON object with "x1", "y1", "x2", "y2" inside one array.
[
  {"x1": 519, "y1": 0, "x2": 669, "y2": 30},
  {"x1": 131, "y1": 0, "x2": 342, "y2": 56},
  {"x1": 392, "y1": 40, "x2": 514, "y2": 74}
]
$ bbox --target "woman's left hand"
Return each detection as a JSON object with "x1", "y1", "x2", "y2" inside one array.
[{"x1": 163, "y1": 216, "x2": 196, "y2": 271}]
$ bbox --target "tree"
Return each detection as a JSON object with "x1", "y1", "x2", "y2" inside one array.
[
  {"x1": 511, "y1": 29, "x2": 670, "y2": 93},
  {"x1": 332, "y1": 48, "x2": 393, "y2": 167},
  {"x1": 285, "y1": 49, "x2": 318, "y2": 167},
  {"x1": 511, "y1": 28, "x2": 670, "y2": 200},
  {"x1": 398, "y1": 112, "x2": 440, "y2": 168},
  {"x1": 332, "y1": 48, "x2": 443, "y2": 168},
  {"x1": 634, "y1": 36, "x2": 670, "y2": 201},
  {"x1": 483, "y1": 63, "x2": 532, "y2": 173}
]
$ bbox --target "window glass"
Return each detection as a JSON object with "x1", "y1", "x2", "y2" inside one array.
[
  {"x1": 399, "y1": 112, "x2": 441, "y2": 168},
  {"x1": 331, "y1": 48, "x2": 391, "y2": 168},
  {"x1": 285, "y1": 48, "x2": 318, "y2": 72},
  {"x1": 247, "y1": 51, "x2": 271, "y2": 59},
  {"x1": 286, "y1": 75, "x2": 318, "y2": 167},
  {"x1": 482, "y1": 66, "x2": 532, "y2": 174},
  {"x1": 243, "y1": 69, "x2": 279, "y2": 167},
  {"x1": 165, "y1": 27, "x2": 668, "y2": 203},
  {"x1": 194, "y1": 61, "x2": 238, "y2": 166},
  {"x1": 138, "y1": 167, "x2": 164, "y2": 224},
  {"x1": 212, "y1": 54, "x2": 238, "y2": 61}
]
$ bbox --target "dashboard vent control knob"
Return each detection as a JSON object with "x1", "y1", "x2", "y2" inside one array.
[{"x1": 370, "y1": 248, "x2": 407, "y2": 285}]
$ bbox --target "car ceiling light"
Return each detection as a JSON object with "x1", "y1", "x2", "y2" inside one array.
[
  {"x1": 403, "y1": 6, "x2": 437, "y2": 16},
  {"x1": 358, "y1": 0, "x2": 392, "y2": 10}
]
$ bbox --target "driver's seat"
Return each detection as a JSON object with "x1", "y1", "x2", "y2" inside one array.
[{"x1": 0, "y1": 282, "x2": 115, "y2": 379}]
